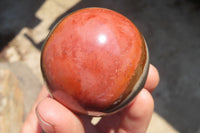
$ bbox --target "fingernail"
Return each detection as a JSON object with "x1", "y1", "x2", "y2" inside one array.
[{"x1": 36, "y1": 107, "x2": 55, "y2": 133}]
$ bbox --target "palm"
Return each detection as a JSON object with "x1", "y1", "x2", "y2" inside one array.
[{"x1": 79, "y1": 110, "x2": 122, "y2": 133}]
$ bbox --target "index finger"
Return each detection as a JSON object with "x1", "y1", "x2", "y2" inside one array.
[{"x1": 144, "y1": 64, "x2": 160, "y2": 92}]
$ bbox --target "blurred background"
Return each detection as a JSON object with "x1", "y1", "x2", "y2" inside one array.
[{"x1": 0, "y1": 0, "x2": 200, "y2": 132}]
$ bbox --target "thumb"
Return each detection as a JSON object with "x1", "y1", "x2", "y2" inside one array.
[{"x1": 36, "y1": 97, "x2": 85, "y2": 133}]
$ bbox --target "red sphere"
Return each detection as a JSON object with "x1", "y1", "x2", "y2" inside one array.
[{"x1": 41, "y1": 8, "x2": 148, "y2": 116}]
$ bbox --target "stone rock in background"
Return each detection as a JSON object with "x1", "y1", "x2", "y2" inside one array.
[
  {"x1": 0, "y1": 69, "x2": 23, "y2": 133},
  {"x1": 0, "y1": 62, "x2": 42, "y2": 120}
]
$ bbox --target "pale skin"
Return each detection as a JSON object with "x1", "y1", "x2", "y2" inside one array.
[{"x1": 21, "y1": 64, "x2": 159, "y2": 133}]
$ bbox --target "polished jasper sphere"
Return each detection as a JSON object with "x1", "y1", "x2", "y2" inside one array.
[{"x1": 41, "y1": 8, "x2": 149, "y2": 116}]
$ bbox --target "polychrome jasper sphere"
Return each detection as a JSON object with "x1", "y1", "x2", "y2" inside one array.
[{"x1": 41, "y1": 8, "x2": 149, "y2": 116}]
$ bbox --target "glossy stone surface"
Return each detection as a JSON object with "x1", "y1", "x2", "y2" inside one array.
[{"x1": 41, "y1": 8, "x2": 149, "y2": 116}]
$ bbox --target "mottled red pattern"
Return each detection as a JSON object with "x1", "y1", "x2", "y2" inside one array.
[{"x1": 41, "y1": 8, "x2": 145, "y2": 114}]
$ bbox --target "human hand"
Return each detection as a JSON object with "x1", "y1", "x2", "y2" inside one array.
[{"x1": 21, "y1": 64, "x2": 159, "y2": 133}]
